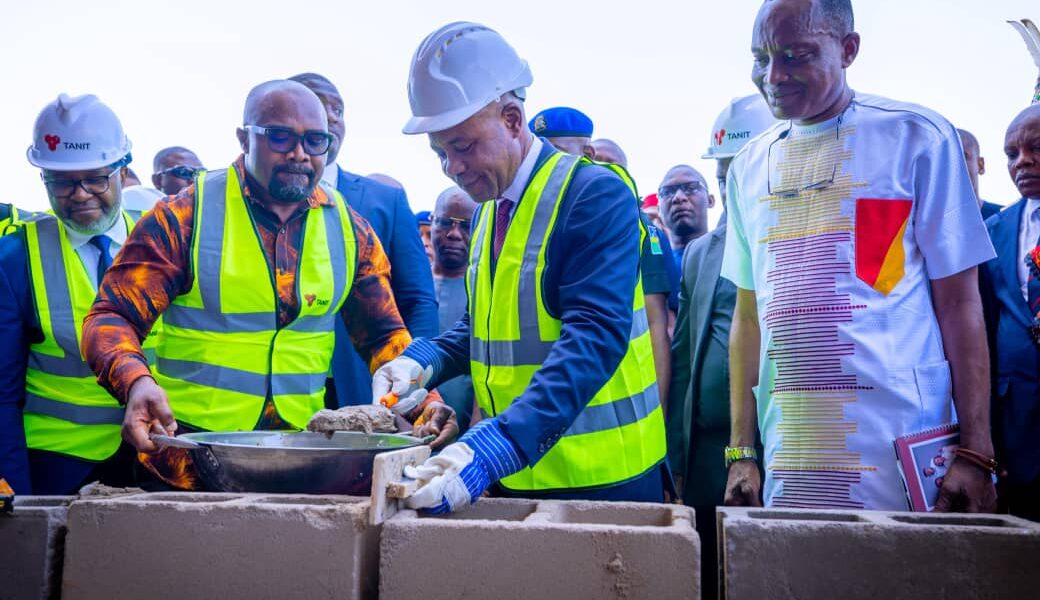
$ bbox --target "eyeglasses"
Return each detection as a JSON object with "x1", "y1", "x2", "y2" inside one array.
[
  {"x1": 244, "y1": 125, "x2": 334, "y2": 156},
  {"x1": 42, "y1": 167, "x2": 122, "y2": 197},
  {"x1": 158, "y1": 165, "x2": 202, "y2": 180},
  {"x1": 431, "y1": 215, "x2": 471, "y2": 233},
  {"x1": 766, "y1": 112, "x2": 846, "y2": 198},
  {"x1": 658, "y1": 181, "x2": 706, "y2": 199}
]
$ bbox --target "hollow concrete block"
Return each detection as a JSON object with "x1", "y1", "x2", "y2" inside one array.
[
  {"x1": 380, "y1": 498, "x2": 700, "y2": 600},
  {"x1": 0, "y1": 496, "x2": 74, "y2": 600},
  {"x1": 61, "y1": 492, "x2": 379, "y2": 600},
  {"x1": 718, "y1": 507, "x2": 1040, "y2": 600}
]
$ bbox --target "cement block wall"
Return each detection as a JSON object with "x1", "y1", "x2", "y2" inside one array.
[
  {"x1": 718, "y1": 507, "x2": 1040, "y2": 600},
  {"x1": 380, "y1": 498, "x2": 701, "y2": 600},
  {"x1": 61, "y1": 492, "x2": 379, "y2": 600},
  {"x1": 0, "y1": 496, "x2": 74, "y2": 600}
]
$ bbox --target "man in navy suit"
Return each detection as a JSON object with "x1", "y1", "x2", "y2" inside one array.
[
  {"x1": 981, "y1": 104, "x2": 1040, "y2": 520},
  {"x1": 291, "y1": 73, "x2": 439, "y2": 408}
]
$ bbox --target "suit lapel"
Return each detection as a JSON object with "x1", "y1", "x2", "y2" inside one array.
[
  {"x1": 689, "y1": 225, "x2": 726, "y2": 377},
  {"x1": 335, "y1": 166, "x2": 366, "y2": 208},
  {"x1": 992, "y1": 200, "x2": 1033, "y2": 326}
]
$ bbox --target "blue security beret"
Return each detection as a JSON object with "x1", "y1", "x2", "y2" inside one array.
[
  {"x1": 415, "y1": 210, "x2": 431, "y2": 226},
  {"x1": 529, "y1": 107, "x2": 594, "y2": 138}
]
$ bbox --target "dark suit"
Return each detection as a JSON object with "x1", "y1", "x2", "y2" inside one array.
[
  {"x1": 981, "y1": 201, "x2": 1002, "y2": 221},
  {"x1": 329, "y1": 168, "x2": 438, "y2": 407},
  {"x1": 980, "y1": 199, "x2": 1040, "y2": 519},
  {"x1": 666, "y1": 213, "x2": 739, "y2": 599}
]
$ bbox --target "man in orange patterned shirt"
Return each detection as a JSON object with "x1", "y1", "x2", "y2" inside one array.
[{"x1": 83, "y1": 80, "x2": 455, "y2": 488}]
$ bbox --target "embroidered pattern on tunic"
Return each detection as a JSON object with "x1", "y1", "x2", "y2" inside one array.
[{"x1": 759, "y1": 124, "x2": 878, "y2": 509}]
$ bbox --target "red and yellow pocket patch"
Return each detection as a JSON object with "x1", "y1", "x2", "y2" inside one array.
[{"x1": 855, "y1": 198, "x2": 912, "y2": 295}]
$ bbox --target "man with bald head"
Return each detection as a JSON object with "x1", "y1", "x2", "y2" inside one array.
[
  {"x1": 658, "y1": 165, "x2": 715, "y2": 265},
  {"x1": 980, "y1": 104, "x2": 1040, "y2": 520},
  {"x1": 430, "y1": 186, "x2": 479, "y2": 431},
  {"x1": 288, "y1": 72, "x2": 438, "y2": 412},
  {"x1": 591, "y1": 138, "x2": 628, "y2": 169},
  {"x1": 151, "y1": 146, "x2": 204, "y2": 196},
  {"x1": 722, "y1": 0, "x2": 997, "y2": 512},
  {"x1": 956, "y1": 128, "x2": 1002, "y2": 220},
  {"x1": 82, "y1": 80, "x2": 456, "y2": 487}
]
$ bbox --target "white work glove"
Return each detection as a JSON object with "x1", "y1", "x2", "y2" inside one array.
[
  {"x1": 371, "y1": 355, "x2": 433, "y2": 415},
  {"x1": 404, "y1": 442, "x2": 475, "y2": 512},
  {"x1": 402, "y1": 419, "x2": 525, "y2": 514}
]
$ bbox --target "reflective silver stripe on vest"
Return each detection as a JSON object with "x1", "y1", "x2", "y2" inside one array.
[
  {"x1": 563, "y1": 382, "x2": 658, "y2": 437},
  {"x1": 24, "y1": 393, "x2": 123, "y2": 425},
  {"x1": 27, "y1": 217, "x2": 94, "y2": 378},
  {"x1": 156, "y1": 358, "x2": 327, "y2": 397},
  {"x1": 470, "y1": 154, "x2": 579, "y2": 366}
]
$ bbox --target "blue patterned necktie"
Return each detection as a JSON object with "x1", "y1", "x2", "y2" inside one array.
[{"x1": 89, "y1": 235, "x2": 113, "y2": 287}]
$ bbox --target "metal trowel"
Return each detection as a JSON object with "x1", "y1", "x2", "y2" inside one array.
[{"x1": 368, "y1": 444, "x2": 431, "y2": 525}]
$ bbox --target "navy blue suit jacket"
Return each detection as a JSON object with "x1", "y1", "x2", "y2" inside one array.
[
  {"x1": 329, "y1": 167, "x2": 438, "y2": 406},
  {"x1": 980, "y1": 199, "x2": 1040, "y2": 485}
]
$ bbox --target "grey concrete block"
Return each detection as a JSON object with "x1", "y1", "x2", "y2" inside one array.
[
  {"x1": 718, "y1": 507, "x2": 1040, "y2": 600},
  {"x1": 0, "y1": 496, "x2": 74, "y2": 600},
  {"x1": 381, "y1": 498, "x2": 700, "y2": 600},
  {"x1": 61, "y1": 492, "x2": 379, "y2": 600}
]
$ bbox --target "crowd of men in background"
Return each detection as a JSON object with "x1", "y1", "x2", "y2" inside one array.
[{"x1": 1, "y1": 0, "x2": 1038, "y2": 595}]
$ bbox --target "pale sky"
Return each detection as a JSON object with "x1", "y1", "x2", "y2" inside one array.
[{"x1": 2, "y1": 0, "x2": 1037, "y2": 230}]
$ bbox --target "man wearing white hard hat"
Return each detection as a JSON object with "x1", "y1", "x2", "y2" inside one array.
[
  {"x1": 0, "y1": 94, "x2": 144, "y2": 495},
  {"x1": 373, "y1": 22, "x2": 668, "y2": 513},
  {"x1": 666, "y1": 93, "x2": 777, "y2": 598}
]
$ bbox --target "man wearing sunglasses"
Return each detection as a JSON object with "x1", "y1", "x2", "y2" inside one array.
[
  {"x1": 658, "y1": 166, "x2": 715, "y2": 269},
  {"x1": 722, "y1": 0, "x2": 997, "y2": 513},
  {"x1": 289, "y1": 72, "x2": 439, "y2": 412},
  {"x1": 81, "y1": 80, "x2": 456, "y2": 489},
  {"x1": 0, "y1": 94, "x2": 146, "y2": 495},
  {"x1": 430, "y1": 186, "x2": 479, "y2": 433},
  {"x1": 151, "y1": 147, "x2": 204, "y2": 196}
]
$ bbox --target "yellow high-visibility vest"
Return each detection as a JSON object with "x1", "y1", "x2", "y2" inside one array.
[
  {"x1": 467, "y1": 152, "x2": 666, "y2": 492},
  {"x1": 22, "y1": 211, "x2": 144, "y2": 460},
  {"x1": 152, "y1": 166, "x2": 356, "y2": 432}
]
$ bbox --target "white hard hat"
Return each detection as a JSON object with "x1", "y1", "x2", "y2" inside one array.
[
  {"x1": 403, "y1": 22, "x2": 533, "y2": 135},
  {"x1": 702, "y1": 94, "x2": 778, "y2": 159},
  {"x1": 27, "y1": 93, "x2": 132, "y2": 171}
]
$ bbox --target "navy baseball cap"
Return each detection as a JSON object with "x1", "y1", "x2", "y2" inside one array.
[{"x1": 529, "y1": 107, "x2": 594, "y2": 138}]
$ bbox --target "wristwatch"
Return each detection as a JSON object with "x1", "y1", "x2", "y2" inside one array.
[{"x1": 724, "y1": 446, "x2": 758, "y2": 469}]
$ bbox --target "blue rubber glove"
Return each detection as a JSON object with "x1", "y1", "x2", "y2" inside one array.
[{"x1": 403, "y1": 419, "x2": 524, "y2": 514}]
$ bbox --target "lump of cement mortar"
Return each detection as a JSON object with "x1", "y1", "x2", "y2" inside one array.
[
  {"x1": 307, "y1": 405, "x2": 397, "y2": 436},
  {"x1": 78, "y1": 482, "x2": 145, "y2": 497}
]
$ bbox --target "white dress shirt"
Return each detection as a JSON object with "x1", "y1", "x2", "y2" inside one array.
[
  {"x1": 496, "y1": 137, "x2": 543, "y2": 219},
  {"x1": 1018, "y1": 197, "x2": 1040, "y2": 301},
  {"x1": 321, "y1": 161, "x2": 339, "y2": 189},
  {"x1": 63, "y1": 214, "x2": 128, "y2": 289}
]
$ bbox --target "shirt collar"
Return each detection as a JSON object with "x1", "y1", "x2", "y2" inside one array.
[
  {"x1": 321, "y1": 161, "x2": 339, "y2": 188},
  {"x1": 499, "y1": 137, "x2": 543, "y2": 203},
  {"x1": 232, "y1": 155, "x2": 335, "y2": 210},
  {"x1": 63, "y1": 209, "x2": 128, "y2": 250}
]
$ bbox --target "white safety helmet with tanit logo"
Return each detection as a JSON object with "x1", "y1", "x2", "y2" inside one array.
[
  {"x1": 702, "y1": 94, "x2": 778, "y2": 159},
  {"x1": 403, "y1": 22, "x2": 533, "y2": 135},
  {"x1": 27, "y1": 93, "x2": 132, "y2": 171}
]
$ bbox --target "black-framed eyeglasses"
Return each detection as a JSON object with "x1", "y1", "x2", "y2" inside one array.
[
  {"x1": 158, "y1": 165, "x2": 202, "y2": 180},
  {"x1": 244, "y1": 125, "x2": 333, "y2": 156},
  {"x1": 658, "y1": 181, "x2": 706, "y2": 199},
  {"x1": 42, "y1": 167, "x2": 122, "y2": 197},
  {"x1": 431, "y1": 215, "x2": 471, "y2": 233},
  {"x1": 766, "y1": 112, "x2": 846, "y2": 198}
]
